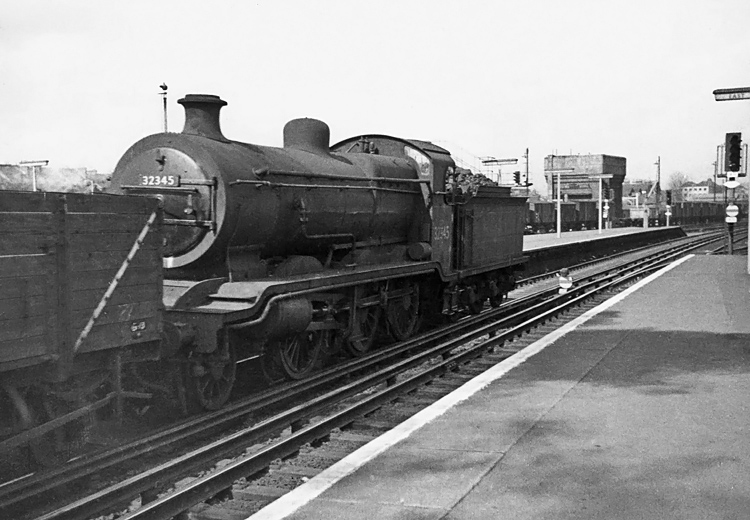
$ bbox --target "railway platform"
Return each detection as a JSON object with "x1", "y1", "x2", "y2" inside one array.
[
  {"x1": 248, "y1": 254, "x2": 750, "y2": 520},
  {"x1": 522, "y1": 226, "x2": 686, "y2": 277},
  {"x1": 522, "y1": 225, "x2": 681, "y2": 252}
]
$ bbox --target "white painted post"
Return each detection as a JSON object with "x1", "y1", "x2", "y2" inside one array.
[
  {"x1": 598, "y1": 177, "x2": 603, "y2": 234},
  {"x1": 556, "y1": 170, "x2": 561, "y2": 238}
]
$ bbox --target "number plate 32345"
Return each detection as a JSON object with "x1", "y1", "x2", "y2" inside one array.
[{"x1": 141, "y1": 175, "x2": 180, "y2": 187}]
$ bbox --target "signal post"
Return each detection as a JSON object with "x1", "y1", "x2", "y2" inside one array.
[{"x1": 713, "y1": 87, "x2": 750, "y2": 273}]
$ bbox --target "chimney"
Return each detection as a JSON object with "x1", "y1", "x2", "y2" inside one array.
[{"x1": 178, "y1": 94, "x2": 228, "y2": 141}]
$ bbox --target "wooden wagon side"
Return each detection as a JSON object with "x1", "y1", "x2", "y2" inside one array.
[{"x1": 0, "y1": 191, "x2": 163, "y2": 460}]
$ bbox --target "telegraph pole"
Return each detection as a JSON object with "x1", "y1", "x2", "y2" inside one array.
[
  {"x1": 525, "y1": 148, "x2": 529, "y2": 181},
  {"x1": 655, "y1": 156, "x2": 661, "y2": 206},
  {"x1": 524, "y1": 148, "x2": 530, "y2": 196}
]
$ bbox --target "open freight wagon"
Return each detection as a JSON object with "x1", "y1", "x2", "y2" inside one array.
[{"x1": 0, "y1": 191, "x2": 163, "y2": 464}]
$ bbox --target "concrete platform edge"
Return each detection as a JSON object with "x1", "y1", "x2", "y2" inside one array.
[{"x1": 245, "y1": 254, "x2": 695, "y2": 520}]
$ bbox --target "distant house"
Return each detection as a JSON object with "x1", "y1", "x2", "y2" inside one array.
[
  {"x1": 681, "y1": 179, "x2": 747, "y2": 202},
  {"x1": 681, "y1": 181, "x2": 710, "y2": 200}
]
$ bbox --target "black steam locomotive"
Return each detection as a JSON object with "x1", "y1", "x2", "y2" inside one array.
[
  {"x1": 110, "y1": 93, "x2": 527, "y2": 407},
  {"x1": 1, "y1": 94, "x2": 527, "y2": 462}
]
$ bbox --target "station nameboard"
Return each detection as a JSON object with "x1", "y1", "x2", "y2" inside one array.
[{"x1": 714, "y1": 87, "x2": 750, "y2": 101}]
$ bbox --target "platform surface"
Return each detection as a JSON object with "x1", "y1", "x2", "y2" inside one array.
[
  {"x1": 523, "y1": 226, "x2": 676, "y2": 252},
  {"x1": 249, "y1": 254, "x2": 750, "y2": 520}
]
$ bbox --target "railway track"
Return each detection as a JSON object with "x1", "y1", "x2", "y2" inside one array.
[
  {"x1": 1, "y1": 231, "x2": 727, "y2": 520},
  {"x1": 707, "y1": 224, "x2": 748, "y2": 254}
]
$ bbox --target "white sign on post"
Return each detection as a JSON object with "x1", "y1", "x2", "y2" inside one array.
[
  {"x1": 726, "y1": 204, "x2": 739, "y2": 223},
  {"x1": 725, "y1": 179, "x2": 740, "y2": 189}
]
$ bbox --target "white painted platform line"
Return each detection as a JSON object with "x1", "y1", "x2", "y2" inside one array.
[{"x1": 246, "y1": 255, "x2": 695, "y2": 520}]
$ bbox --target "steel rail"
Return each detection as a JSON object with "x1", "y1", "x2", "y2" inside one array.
[
  {"x1": 113, "y1": 236, "x2": 715, "y2": 520},
  {"x1": 3, "y1": 232, "x2": 721, "y2": 516},
  {"x1": 0, "y1": 286, "x2": 544, "y2": 512},
  {"x1": 28, "y1": 234, "x2": 720, "y2": 520}
]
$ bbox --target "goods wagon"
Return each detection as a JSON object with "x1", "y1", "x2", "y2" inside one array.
[
  {"x1": 0, "y1": 191, "x2": 162, "y2": 463},
  {"x1": 527, "y1": 201, "x2": 577, "y2": 232},
  {"x1": 575, "y1": 200, "x2": 599, "y2": 229}
]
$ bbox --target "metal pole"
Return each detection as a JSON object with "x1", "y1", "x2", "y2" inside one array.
[
  {"x1": 655, "y1": 156, "x2": 661, "y2": 206},
  {"x1": 747, "y1": 167, "x2": 750, "y2": 274},
  {"x1": 159, "y1": 83, "x2": 168, "y2": 133},
  {"x1": 556, "y1": 170, "x2": 561, "y2": 238},
  {"x1": 19, "y1": 160, "x2": 48, "y2": 192},
  {"x1": 545, "y1": 165, "x2": 574, "y2": 238},
  {"x1": 525, "y1": 147, "x2": 530, "y2": 197},
  {"x1": 598, "y1": 177, "x2": 603, "y2": 234},
  {"x1": 713, "y1": 160, "x2": 717, "y2": 202},
  {"x1": 728, "y1": 223, "x2": 734, "y2": 255},
  {"x1": 163, "y1": 95, "x2": 168, "y2": 132}
]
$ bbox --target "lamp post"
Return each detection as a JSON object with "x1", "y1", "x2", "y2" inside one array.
[
  {"x1": 159, "y1": 83, "x2": 168, "y2": 132},
  {"x1": 545, "y1": 168, "x2": 575, "y2": 238},
  {"x1": 18, "y1": 160, "x2": 49, "y2": 192},
  {"x1": 599, "y1": 178, "x2": 603, "y2": 233},
  {"x1": 591, "y1": 174, "x2": 613, "y2": 234},
  {"x1": 713, "y1": 160, "x2": 717, "y2": 202}
]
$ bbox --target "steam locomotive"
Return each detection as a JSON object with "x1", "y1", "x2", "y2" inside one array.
[
  {"x1": 110, "y1": 93, "x2": 527, "y2": 407},
  {"x1": 1, "y1": 94, "x2": 527, "y2": 462}
]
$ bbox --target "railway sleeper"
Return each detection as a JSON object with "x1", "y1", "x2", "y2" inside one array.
[{"x1": 233, "y1": 485, "x2": 287, "y2": 502}]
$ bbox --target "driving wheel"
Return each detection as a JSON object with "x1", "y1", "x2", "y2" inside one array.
[
  {"x1": 386, "y1": 280, "x2": 421, "y2": 340},
  {"x1": 186, "y1": 343, "x2": 237, "y2": 411}
]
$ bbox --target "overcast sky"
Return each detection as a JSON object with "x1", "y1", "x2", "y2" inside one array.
[{"x1": 2, "y1": 0, "x2": 749, "y2": 191}]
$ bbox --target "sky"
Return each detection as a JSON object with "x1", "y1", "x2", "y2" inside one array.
[{"x1": 2, "y1": 0, "x2": 750, "y2": 192}]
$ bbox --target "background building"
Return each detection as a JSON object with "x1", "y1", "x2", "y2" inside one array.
[
  {"x1": 0, "y1": 164, "x2": 109, "y2": 193},
  {"x1": 544, "y1": 154, "x2": 627, "y2": 218}
]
